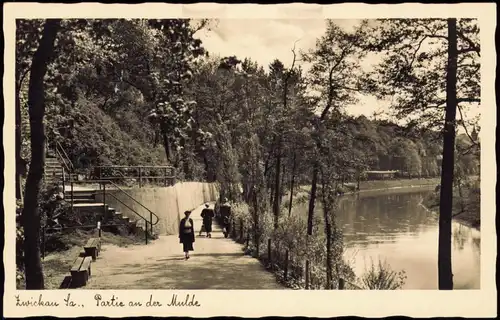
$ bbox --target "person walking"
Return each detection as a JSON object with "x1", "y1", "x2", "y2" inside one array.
[
  {"x1": 220, "y1": 198, "x2": 232, "y2": 238},
  {"x1": 179, "y1": 210, "x2": 195, "y2": 260},
  {"x1": 200, "y1": 203, "x2": 215, "y2": 238}
]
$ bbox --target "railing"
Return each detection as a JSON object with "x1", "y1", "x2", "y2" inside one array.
[
  {"x1": 93, "y1": 165, "x2": 175, "y2": 187},
  {"x1": 67, "y1": 179, "x2": 160, "y2": 245},
  {"x1": 54, "y1": 140, "x2": 74, "y2": 173},
  {"x1": 45, "y1": 140, "x2": 163, "y2": 246}
]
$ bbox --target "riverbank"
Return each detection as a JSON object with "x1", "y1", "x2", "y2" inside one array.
[
  {"x1": 421, "y1": 181, "x2": 480, "y2": 230},
  {"x1": 292, "y1": 177, "x2": 440, "y2": 198},
  {"x1": 358, "y1": 177, "x2": 440, "y2": 191}
]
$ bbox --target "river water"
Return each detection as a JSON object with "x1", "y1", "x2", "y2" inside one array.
[{"x1": 335, "y1": 187, "x2": 480, "y2": 289}]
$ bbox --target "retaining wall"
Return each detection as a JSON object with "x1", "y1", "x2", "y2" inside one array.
[{"x1": 95, "y1": 182, "x2": 219, "y2": 235}]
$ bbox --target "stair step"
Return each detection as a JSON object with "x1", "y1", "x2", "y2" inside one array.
[
  {"x1": 45, "y1": 166, "x2": 61, "y2": 169},
  {"x1": 66, "y1": 193, "x2": 95, "y2": 198},
  {"x1": 73, "y1": 203, "x2": 106, "y2": 208},
  {"x1": 64, "y1": 191, "x2": 97, "y2": 197},
  {"x1": 71, "y1": 198, "x2": 96, "y2": 204}
]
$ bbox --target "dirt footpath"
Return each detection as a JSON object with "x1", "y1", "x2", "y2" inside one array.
[{"x1": 85, "y1": 204, "x2": 284, "y2": 289}]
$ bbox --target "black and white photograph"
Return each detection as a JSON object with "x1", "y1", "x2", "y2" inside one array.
[{"x1": 3, "y1": 2, "x2": 496, "y2": 318}]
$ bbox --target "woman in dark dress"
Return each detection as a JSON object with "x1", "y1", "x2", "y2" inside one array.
[
  {"x1": 179, "y1": 210, "x2": 195, "y2": 259},
  {"x1": 200, "y1": 203, "x2": 215, "y2": 238}
]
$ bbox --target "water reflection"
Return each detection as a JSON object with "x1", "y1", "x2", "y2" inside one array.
[{"x1": 295, "y1": 187, "x2": 481, "y2": 289}]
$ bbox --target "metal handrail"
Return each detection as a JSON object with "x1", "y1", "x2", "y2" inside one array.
[
  {"x1": 66, "y1": 179, "x2": 160, "y2": 244},
  {"x1": 94, "y1": 165, "x2": 176, "y2": 187},
  {"x1": 102, "y1": 180, "x2": 160, "y2": 226},
  {"x1": 105, "y1": 192, "x2": 148, "y2": 223},
  {"x1": 54, "y1": 140, "x2": 74, "y2": 172},
  {"x1": 94, "y1": 165, "x2": 173, "y2": 169}
]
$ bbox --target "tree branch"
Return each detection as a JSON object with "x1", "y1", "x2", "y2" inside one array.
[
  {"x1": 408, "y1": 36, "x2": 428, "y2": 69},
  {"x1": 457, "y1": 104, "x2": 479, "y2": 146},
  {"x1": 457, "y1": 97, "x2": 480, "y2": 103},
  {"x1": 17, "y1": 68, "x2": 30, "y2": 91},
  {"x1": 456, "y1": 29, "x2": 480, "y2": 56}
]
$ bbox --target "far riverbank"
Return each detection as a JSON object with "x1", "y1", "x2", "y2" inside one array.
[{"x1": 292, "y1": 177, "x2": 440, "y2": 197}]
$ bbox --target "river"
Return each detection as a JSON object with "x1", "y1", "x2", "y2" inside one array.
[{"x1": 336, "y1": 187, "x2": 480, "y2": 289}]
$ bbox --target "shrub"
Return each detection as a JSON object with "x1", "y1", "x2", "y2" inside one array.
[{"x1": 358, "y1": 258, "x2": 407, "y2": 290}]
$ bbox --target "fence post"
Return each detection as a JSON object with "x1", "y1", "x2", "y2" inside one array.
[
  {"x1": 284, "y1": 250, "x2": 289, "y2": 281},
  {"x1": 339, "y1": 278, "x2": 345, "y2": 290},
  {"x1": 231, "y1": 219, "x2": 236, "y2": 238},
  {"x1": 239, "y1": 218, "x2": 243, "y2": 242},
  {"x1": 305, "y1": 260, "x2": 310, "y2": 290},
  {"x1": 61, "y1": 167, "x2": 65, "y2": 194},
  {"x1": 103, "y1": 183, "x2": 107, "y2": 219},
  {"x1": 267, "y1": 238, "x2": 272, "y2": 267},
  {"x1": 145, "y1": 221, "x2": 149, "y2": 245},
  {"x1": 70, "y1": 180, "x2": 74, "y2": 215},
  {"x1": 150, "y1": 211, "x2": 153, "y2": 238},
  {"x1": 139, "y1": 167, "x2": 142, "y2": 188},
  {"x1": 164, "y1": 167, "x2": 168, "y2": 187},
  {"x1": 41, "y1": 225, "x2": 46, "y2": 260},
  {"x1": 97, "y1": 221, "x2": 102, "y2": 238}
]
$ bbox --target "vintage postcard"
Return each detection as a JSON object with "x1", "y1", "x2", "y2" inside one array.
[{"x1": 3, "y1": 2, "x2": 497, "y2": 318}]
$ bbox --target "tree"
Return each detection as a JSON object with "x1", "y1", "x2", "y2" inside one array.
[
  {"x1": 360, "y1": 18, "x2": 480, "y2": 289},
  {"x1": 438, "y1": 18, "x2": 458, "y2": 289},
  {"x1": 15, "y1": 20, "x2": 45, "y2": 201},
  {"x1": 301, "y1": 20, "x2": 366, "y2": 289},
  {"x1": 22, "y1": 19, "x2": 61, "y2": 289},
  {"x1": 389, "y1": 138, "x2": 422, "y2": 178}
]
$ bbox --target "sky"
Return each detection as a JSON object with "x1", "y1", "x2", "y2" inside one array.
[{"x1": 193, "y1": 19, "x2": 480, "y2": 126}]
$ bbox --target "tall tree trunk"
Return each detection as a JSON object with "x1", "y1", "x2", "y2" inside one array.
[
  {"x1": 252, "y1": 188, "x2": 260, "y2": 257},
  {"x1": 273, "y1": 154, "x2": 281, "y2": 230},
  {"x1": 321, "y1": 181, "x2": 333, "y2": 290},
  {"x1": 305, "y1": 163, "x2": 319, "y2": 289},
  {"x1": 438, "y1": 18, "x2": 457, "y2": 290},
  {"x1": 22, "y1": 19, "x2": 60, "y2": 290},
  {"x1": 16, "y1": 83, "x2": 23, "y2": 200},
  {"x1": 280, "y1": 161, "x2": 286, "y2": 199},
  {"x1": 161, "y1": 129, "x2": 173, "y2": 164},
  {"x1": 288, "y1": 153, "x2": 296, "y2": 216}
]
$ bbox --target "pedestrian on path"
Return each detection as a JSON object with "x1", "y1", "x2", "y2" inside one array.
[
  {"x1": 179, "y1": 210, "x2": 195, "y2": 260},
  {"x1": 220, "y1": 198, "x2": 232, "y2": 238},
  {"x1": 200, "y1": 203, "x2": 215, "y2": 238}
]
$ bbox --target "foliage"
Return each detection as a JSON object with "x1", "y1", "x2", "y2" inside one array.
[
  {"x1": 358, "y1": 258, "x2": 407, "y2": 290},
  {"x1": 16, "y1": 18, "x2": 480, "y2": 290},
  {"x1": 359, "y1": 18, "x2": 480, "y2": 131}
]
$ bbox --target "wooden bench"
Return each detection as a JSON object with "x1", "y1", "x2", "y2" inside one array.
[
  {"x1": 59, "y1": 275, "x2": 73, "y2": 289},
  {"x1": 70, "y1": 256, "x2": 92, "y2": 288},
  {"x1": 83, "y1": 237, "x2": 101, "y2": 261}
]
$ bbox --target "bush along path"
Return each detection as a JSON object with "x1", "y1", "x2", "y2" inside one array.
[{"x1": 84, "y1": 203, "x2": 285, "y2": 289}]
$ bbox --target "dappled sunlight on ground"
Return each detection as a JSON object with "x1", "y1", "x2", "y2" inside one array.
[{"x1": 85, "y1": 204, "x2": 284, "y2": 290}]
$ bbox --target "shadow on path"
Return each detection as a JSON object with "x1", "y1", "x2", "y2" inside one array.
[{"x1": 85, "y1": 204, "x2": 284, "y2": 290}]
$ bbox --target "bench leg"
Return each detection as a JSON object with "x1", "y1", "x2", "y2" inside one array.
[
  {"x1": 71, "y1": 270, "x2": 89, "y2": 287},
  {"x1": 84, "y1": 248, "x2": 97, "y2": 261}
]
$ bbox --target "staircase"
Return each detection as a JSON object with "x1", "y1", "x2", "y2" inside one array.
[
  {"x1": 45, "y1": 155, "x2": 158, "y2": 241},
  {"x1": 67, "y1": 188, "x2": 157, "y2": 240},
  {"x1": 45, "y1": 156, "x2": 65, "y2": 185}
]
